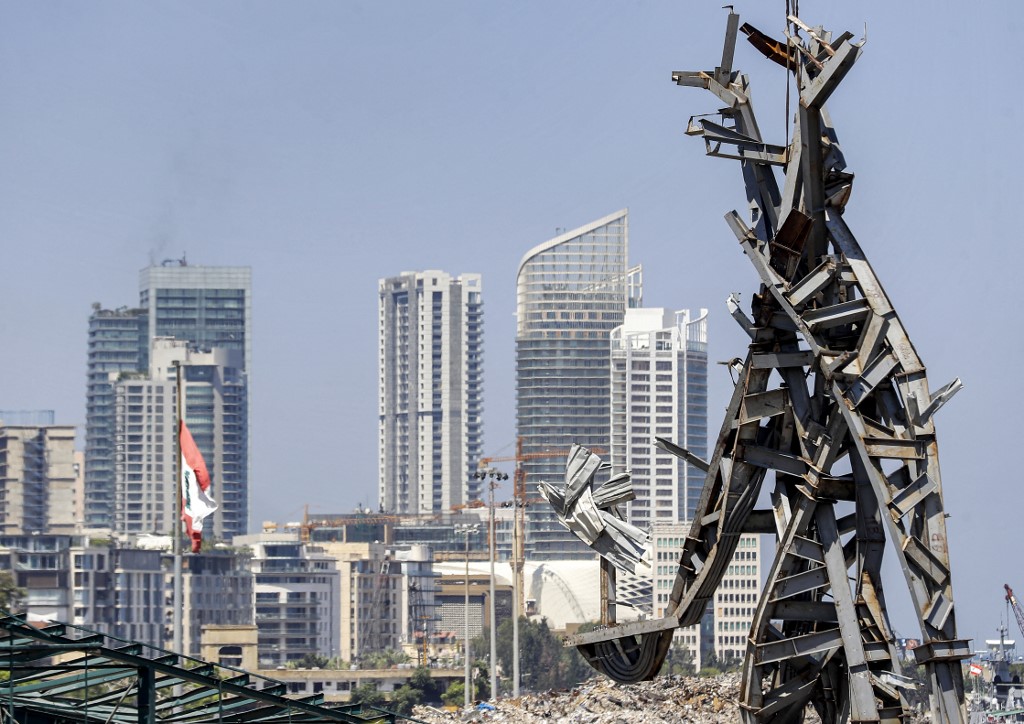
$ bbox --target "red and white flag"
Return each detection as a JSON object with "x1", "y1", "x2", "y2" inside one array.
[
  {"x1": 179, "y1": 420, "x2": 218, "y2": 553},
  {"x1": 969, "y1": 662, "x2": 983, "y2": 677}
]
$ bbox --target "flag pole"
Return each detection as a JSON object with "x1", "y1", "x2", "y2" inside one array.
[{"x1": 173, "y1": 361, "x2": 183, "y2": 656}]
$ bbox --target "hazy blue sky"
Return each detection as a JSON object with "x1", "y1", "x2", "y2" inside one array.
[{"x1": 1, "y1": 1, "x2": 1021, "y2": 651}]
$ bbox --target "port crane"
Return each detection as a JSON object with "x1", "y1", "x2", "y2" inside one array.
[{"x1": 1005, "y1": 584, "x2": 1024, "y2": 643}]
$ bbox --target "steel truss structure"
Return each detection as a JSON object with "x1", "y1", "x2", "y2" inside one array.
[
  {"x1": 561, "y1": 11, "x2": 970, "y2": 723},
  {"x1": 0, "y1": 614, "x2": 416, "y2": 724}
]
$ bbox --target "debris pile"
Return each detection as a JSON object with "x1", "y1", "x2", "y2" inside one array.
[{"x1": 411, "y1": 673, "x2": 814, "y2": 723}]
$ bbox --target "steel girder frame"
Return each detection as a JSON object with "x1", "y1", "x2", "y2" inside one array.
[
  {"x1": 0, "y1": 614, "x2": 411, "y2": 724},
  {"x1": 564, "y1": 11, "x2": 969, "y2": 723}
]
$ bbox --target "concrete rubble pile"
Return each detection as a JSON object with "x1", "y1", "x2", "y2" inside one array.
[{"x1": 411, "y1": 673, "x2": 830, "y2": 723}]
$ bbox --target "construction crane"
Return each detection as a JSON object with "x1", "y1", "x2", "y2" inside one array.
[
  {"x1": 297, "y1": 505, "x2": 442, "y2": 543},
  {"x1": 1005, "y1": 584, "x2": 1024, "y2": 642},
  {"x1": 477, "y1": 437, "x2": 606, "y2": 618},
  {"x1": 359, "y1": 556, "x2": 394, "y2": 658},
  {"x1": 408, "y1": 580, "x2": 431, "y2": 668}
]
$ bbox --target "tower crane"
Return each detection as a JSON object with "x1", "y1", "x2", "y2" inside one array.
[
  {"x1": 1005, "y1": 583, "x2": 1024, "y2": 642},
  {"x1": 476, "y1": 437, "x2": 606, "y2": 617}
]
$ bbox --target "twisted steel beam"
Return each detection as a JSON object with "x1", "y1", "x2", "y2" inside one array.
[{"x1": 558, "y1": 12, "x2": 968, "y2": 722}]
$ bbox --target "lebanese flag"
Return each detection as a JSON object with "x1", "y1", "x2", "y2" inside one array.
[
  {"x1": 969, "y1": 662, "x2": 983, "y2": 677},
  {"x1": 180, "y1": 420, "x2": 218, "y2": 553}
]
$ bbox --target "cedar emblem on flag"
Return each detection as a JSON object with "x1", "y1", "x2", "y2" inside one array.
[
  {"x1": 179, "y1": 420, "x2": 218, "y2": 553},
  {"x1": 969, "y1": 662, "x2": 983, "y2": 677}
]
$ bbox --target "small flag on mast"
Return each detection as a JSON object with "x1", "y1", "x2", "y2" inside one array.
[{"x1": 180, "y1": 420, "x2": 218, "y2": 553}]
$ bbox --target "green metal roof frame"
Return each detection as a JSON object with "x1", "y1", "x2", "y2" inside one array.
[{"x1": 0, "y1": 614, "x2": 424, "y2": 724}]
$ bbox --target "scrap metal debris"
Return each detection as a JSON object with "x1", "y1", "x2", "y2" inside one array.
[
  {"x1": 537, "y1": 444, "x2": 652, "y2": 578},
  {"x1": 412, "y1": 674, "x2": 933, "y2": 724},
  {"x1": 555, "y1": 8, "x2": 969, "y2": 724}
]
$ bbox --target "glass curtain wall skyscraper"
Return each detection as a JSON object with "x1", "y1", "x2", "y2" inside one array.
[
  {"x1": 516, "y1": 210, "x2": 630, "y2": 560},
  {"x1": 378, "y1": 271, "x2": 483, "y2": 515},
  {"x1": 140, "y1": 263, "x2": 252, "y2": 540},
  {"x1": 610, "y1": 307, "x2": 708, "y2": 528},
  {"x1": 84, "y1": 306, "x2": 149, "y2": 528},
  {"x1": 84, "y1": 262, "x2": 251, "y2": 538}
]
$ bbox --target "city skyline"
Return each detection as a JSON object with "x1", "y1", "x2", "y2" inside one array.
[{"x1": 1, "y1": 1, "x2": 1019, "y2": 651}]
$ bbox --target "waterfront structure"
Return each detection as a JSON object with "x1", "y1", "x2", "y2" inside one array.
[
  {"x1": 378, "y1": 271, "x2": 484, "y2": 515},
  {"x1": 516, "y1": 211, "x2": 631, "y2": 559},
  {"x1": 84, "y1": 306, "x2": 149, "y2": 529},
  {"x1": 0, "y1": 424, "x2": 77, "y2": 535},
  {"x1": 610, "y1": 307, "x2": 709, "y2": 527},
  {"x1": 236, "y1": 533, "x2": 341, "y2": 668}
]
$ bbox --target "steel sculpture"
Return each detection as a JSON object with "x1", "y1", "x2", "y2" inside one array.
[{"x1": 556, "y1": 11, "x2": 969, "y2": 723}]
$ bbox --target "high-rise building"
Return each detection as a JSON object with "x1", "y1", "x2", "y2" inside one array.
[
  {"x1": 85, "y1": 262, "x2": 252, "y2": 537},
  {"x1": 140, "y1": 262, "x2": 252, "y2": 536},
  {"x1": 378, "y1": 271, "x2": 484, "y2": 515},
  {"x1": 111, "y1": 338, "x2": 247, "y2": 540},
  {"x1": 0, "y1": 424, "x2": 77, "y2": 535},
  {"x1": 84, "y1": 306, "x2": 148, "y2": 528},
  {"x1": 140, "y1": 263, "x2": 252, "y2": 374},
  {"x1": 610, "y1": 307, "x2": 708, "y2": 527},
  {"x1": 516, "y1": 210, "x2": 631, "y2": 560}
]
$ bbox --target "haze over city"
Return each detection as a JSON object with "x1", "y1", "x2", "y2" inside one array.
[{"x1": 2, "y1": 0, "x2": 1021, "y2": 656}]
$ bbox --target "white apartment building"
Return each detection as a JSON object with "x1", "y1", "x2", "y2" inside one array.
[
  {"x1": 0, "y1": 424, "x2": 77, "y2": 535},
  {"x1": 651, "y1": 523, "x2": 761, "y2": 668},
  {"x1": 320, "y1": 540, "x2": 405, "y2": 663},
  {"x1": 714, "y1": 533, "x2": 762, "y2": 663},
  {"x1": 236, "y1": 533, "x2": 341, "y2": 668},
  {"x1": 113, "y1": 338, "x2": 245, "y2": 540},
  {"x1": 378, "y1": 271, "x2": 483, "y2": 515},
  {"x1": 610, "y1": 307, "x2": 708, "y2": 527}
]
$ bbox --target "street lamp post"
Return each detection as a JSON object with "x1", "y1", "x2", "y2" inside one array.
[
  {"x1": 464, "y1": 529, "x2": 471, "y2": 708},
  {"x1": 512, "y1": 503, "x2": 520, "y2": 698},
  {"x1": 456, "y1": 523, "x2": 479, "y2": 709},
  {"x1": 475, "y1": 468, "x2": 507, "y2": 700}
]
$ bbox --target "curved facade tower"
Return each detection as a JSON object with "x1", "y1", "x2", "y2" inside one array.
[{"x1": 516, "y1": 210, "x2": 630, "y2": 560}]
